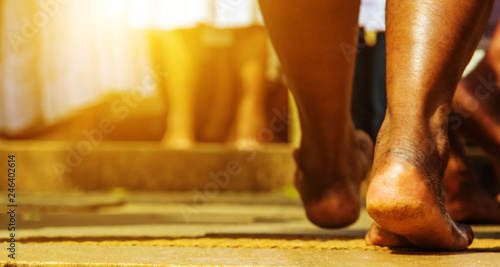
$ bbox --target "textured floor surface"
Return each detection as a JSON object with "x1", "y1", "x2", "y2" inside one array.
[{"x1": 0, "y1": 192, "x2": 499, "y2": 266}]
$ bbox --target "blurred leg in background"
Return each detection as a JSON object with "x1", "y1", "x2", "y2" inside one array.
[
  {"x1": 161, "y1": 28, "x2": 200, "y2": 148},
  {"x1": 351, "y1": 29, "x2": 386, "y2": 142},
  {"x1": 234, "y1": 26, "x2": 269, "y2": 147},
  {"x1": 351, "y1": 0, "x2": 387, "y2": 142},
  {"x1": 445, "y1": 15, "x2": 500, "y2": 223}
]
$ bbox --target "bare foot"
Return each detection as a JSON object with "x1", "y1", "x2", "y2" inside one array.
[
  {"x1": 294, "y1": 130, "x2": 373, "y2": 228},
  {"x1": 366, "y1": 117, "x2": 474, "y2": 251},
  {"x1": 444, "y1": 131, "x2": 500, "y2": 224}
]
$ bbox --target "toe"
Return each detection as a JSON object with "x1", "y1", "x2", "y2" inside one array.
[{"x1": 457, "y1": 223, "x2": 474, "y2": 246}]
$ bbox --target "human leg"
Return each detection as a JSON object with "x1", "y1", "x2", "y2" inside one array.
[
  {"x1": 259, "y1": 0, "x2": 373, "y2": 228},
  {"x1": 366, "y1": 0, "x2": 493, "y2": 250},
  {"x1": 234, "y1": 26, "x2": 269, "y2": 146},
  {"x1": 162, "y1": 29, "x2": 199, "y2": 147},
  {"x1": 452, "y1": 22, "x2": 500, "y2": 192},
  {"x1": 444, "y1": 130, "x2": 500, "y2": 224},
  {"x1": 369, "y1": 32, "x2": 387, "y2": 140},
  {"x1": 351, "y1": 28, "x2": 374, "y2": 140}
]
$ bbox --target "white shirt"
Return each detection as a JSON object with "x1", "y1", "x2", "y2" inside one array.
[
  {"x1": 129, "y1": 0, "x2": 262, "y2": 30},
  {"x1": 359, "y1": 0, "x2": 386, "y2": 31}
]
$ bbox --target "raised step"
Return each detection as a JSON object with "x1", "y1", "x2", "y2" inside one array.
[{"x1": 0, "y1": 142, "x2": 295, "y2": 192}]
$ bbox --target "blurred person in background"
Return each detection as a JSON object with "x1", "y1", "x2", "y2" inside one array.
[
  {"x1": 351, "y1": 0, "x2": 386, "y2": 142},
  {"x1": 200, "y1": 0, "x2": 270, "y2": 148},
  {"x1": 130, "y1": 0, "x2": 209, "y2": 147},
  {"x1": 130, "y1": 0, "x2": 271, "y2": 148}
]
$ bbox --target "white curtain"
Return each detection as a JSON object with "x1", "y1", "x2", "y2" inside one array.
[
  {"x1": 128, "y1": 0, "x2": 261, "y2": 30},
  {"x1": 0, "y1": 0, "x2": 153, "y2": 135}
]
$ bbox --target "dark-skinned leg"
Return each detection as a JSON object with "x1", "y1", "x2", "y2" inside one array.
[
  {"x1": 452, "y1": 20, "x2": 500, "y2": 193},
  {"x1": 366, "y1": 0, "x2": 493, "y2": 251},
  {"x1": 259, "y1": 0, "x2": 373, "y2": 228},
  {"x1": 444, "y1": 130, "x2": 500, "y2": 224}
]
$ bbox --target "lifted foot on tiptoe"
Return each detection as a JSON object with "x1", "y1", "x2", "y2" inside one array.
[
  {"x1": 366, "y1": 118, "x2": 474, "y2": 251},
  {"x1": 295, "y1": 130, "x2": 373, "y2": 228}
]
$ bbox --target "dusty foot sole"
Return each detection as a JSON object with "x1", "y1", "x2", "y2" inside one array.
[{"x1": 367, "y1": 157, "x2": 474, "y2": 251}]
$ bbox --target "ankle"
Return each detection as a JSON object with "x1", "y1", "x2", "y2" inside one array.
[
  {"x1": 298, "y1": 128, "x2": 361, "y2": 167},
  {"x1": 375, "y1": 115, "x2": 451, "y2": 176}
]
